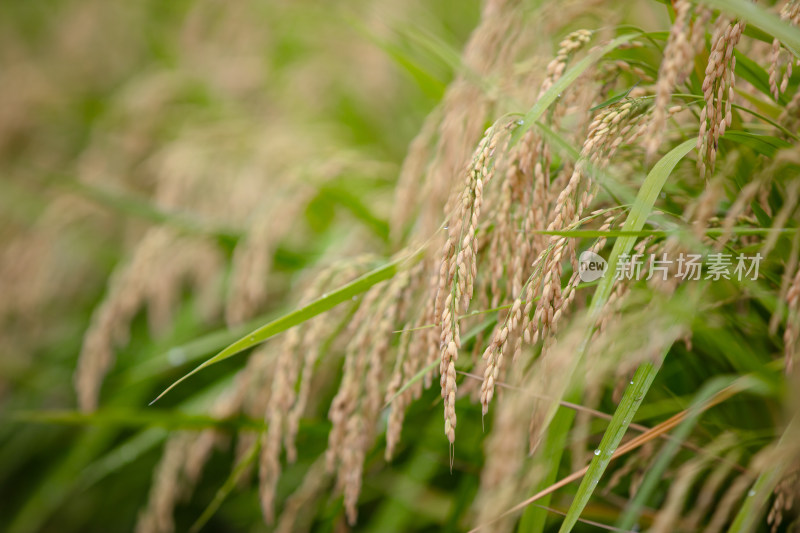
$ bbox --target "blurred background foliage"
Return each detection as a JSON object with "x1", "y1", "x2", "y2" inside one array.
[
  {"x1": 0, "y1": 1, "x2": 482, "y2": 531},
  {"x1": 2, "y1": 0, "x2": 800, "y2": 532}
]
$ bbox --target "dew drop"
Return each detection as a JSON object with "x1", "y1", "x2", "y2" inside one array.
[
  {"x1": 630, "y1": 380, "x2": 634, "y2": 385},
  {"x1": 516, "y1": 119, "x2": 524, "y2": 125},
  {"x1": 167, "y1": 348, "x2": 186, "y2": 366},
  {"x1": 594, "y1": 449, "x2": 601, "y2": 455},
  {"x1": 748, "y1": 490, "x2": 756, "y2": 497},
  {"x1": 249, "y1": 336, "x2": 255, "y2": 342}
]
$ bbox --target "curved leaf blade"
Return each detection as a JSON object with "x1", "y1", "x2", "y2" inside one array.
[
  {"x1": 557, "y1": 140, "x2": 695, "y2": 533},
  {"x1": 150, "y1": 253, "x2": 417, "y2": 405}
]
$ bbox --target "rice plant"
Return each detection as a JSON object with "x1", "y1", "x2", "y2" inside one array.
[{"x1": 2, "y1": 0, "x2": 800, "y2": 531}]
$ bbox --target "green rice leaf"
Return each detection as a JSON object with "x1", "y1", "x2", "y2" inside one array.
[
  {"x1": 150, "y1": 251, "x2": 421, "y2": 404},
  {"x1": 722, "y1": 131, "x2": 793, "y2": 158},
  {"x1": 557, "y1": 140, "x2": 695, "y2": 533},
  {"x1": 617, "y1": 376, "x2": 741, "y2": 530}
]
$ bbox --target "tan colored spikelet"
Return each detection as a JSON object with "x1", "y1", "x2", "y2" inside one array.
[
  {"x1": 284, "y1": 259, "x2": 375, "y2": 461},
  {"x1": 685, "y1": 448, "x2": 741, "y2": 530},
  {"x1": 275, "y1": 457, "x2": 330, "y2": 533},
  {"x1": 608, "y1": 58, "x2": 654, "y2": 84},
  {"x1": 697, "y1": 17, "x2": 744, "y2": 179},
  {"x1": 499, "y1": 28, "x2": 595, "y2": 302},
  {"x1": 785, "y1": 265, "x2": 800, "y2": 375},
  {"x1": 651, "y1": 458, "x2": 710, "y2": 533},
  {"x1": 481, "y1": 198, "x2": 626, "y2": 417},
  {"x1": 650, "y1": 433, "x2": 737, "y2": 532},
  {"x1": 769, "y1": 1, "x2": 800, "y2": 100},
  {"x1": 60, "y1": 1, "x2": 800, "y2": 530},
  {"x1": 259, "y1": 325, "x2": 303, "y2": 524},
  {"x1": 603, "y1": 441, "x2": 656, "y2": 498},
  {"x1": 539, "y1": 29, "x2": 593, "y2": 96},
  {"x1": 436, "y1": 124, "x2": 511, "y2": 445},
  {"x1": 488, "y1": 132, "x2": 540, "y2": 306},
  {"x1": 398, "y1": 0, "x2": 526, "y2": 240},
  {"x1": 704, "y1": 473, "x2": 755, "y2": 533},
  {"x1": 768, "y1": 461, "x2": 799, "y2": 533},
  {"x1": 527, "y1": 99, "x2": 650, "y2": 350},
  {"x1": 557, "y1": 213, "x2": 618, "y2": 334},
  {"x1": 259, "y1": 259, "x2": 370, "y2": 524},
  {"x1": 324, "y1": 265, "x2": 412, "y2": 524},
  {"x1": 479, "y1": 295, "x2": 524, "y2": 416},
  {"x1": 324, "y1": 287, "x2": 382, "y2": 472},
  {"x1": 645, "y1": 0, "x2": 694, "y2": 160},
  {"x1": 689, "y1": 176, "x2": 725, "y2": 241},
  {"x1": 472, "y1": 371, "x2": 530, "y2": 533},
  {"x1": 75, "y1": 228, "x2": 222, "y2": 411},
  {"x1": 135, "y1": 433, "x2": 193, "y2": 533},
  {"x1": 226, "y1": 189, "x2": 310, "y2": 326},
  {"x1": 384, "y1": 323, "x2": 414, "y2": 460},
  {"x1": 780, "y1": 89, "x2": 800, "y2": 129}
]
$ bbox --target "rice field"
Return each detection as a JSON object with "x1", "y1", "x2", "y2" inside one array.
[{"x1": 2, "y1": 0, "x2": 800, "y2": 531}]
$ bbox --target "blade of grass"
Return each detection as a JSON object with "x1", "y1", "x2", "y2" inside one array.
[
  {"x1": 557, "y1": 360, "x2": 664, "y2": 533},
  {"x1": 555, "y1": 140, "x2": 695, "y2": 533},
  {"x1": 589, "y1": 83, "x2": 640, "y2": 112},
  {"x1": 77, "y1": 428, "x2": 167, "y2": 491},
  {"x1": 150, "y1": 250, "x2": 422, "y2": 404},
  {"x1": 722, "y1": 131, "x2": 793, "y2": 158},
  {"x1": 616, "y1": 376, "x2": 739, "y2": 530},
  {"x1": 469, "y1": 377, "x2": 756, "y2": 532},
  {"x1": 518, "y1": 403, "x2": 577, "y2": 533},
  {"x1": 11, "y1": 409, "x2": 265, "y2": 431},
  {"x1": 318, "y1": 184, "x2": 390, "y2": 243},
  {"x1": 587, "y1": 139, "x2": 695, "y2": 320},
  {"x1": 510, "y1": 100, "x2": 694, "y2": 533},
  {"x1": 61, "y1": 179, "x2": 242, "y2": 247}
]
